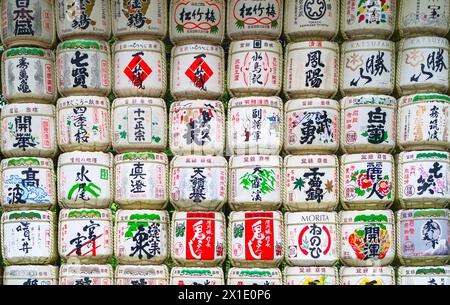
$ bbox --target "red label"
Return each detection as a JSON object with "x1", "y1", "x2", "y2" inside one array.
[
  {"x1": 245, "y1": 212, "x2": 274, "y2": 260},
  {"x1": 45, "y1": 64, "x2": 53, "y2": 94},
  {"x1": 174, "y1": 1, "x2": 221, "y2": 31},
  {"x1": 101, "y1": 60, "x2": 108, "y2": 86},
  {"x1": 41, "y1": 119, "x2": 50, "y2": 148},
  {"x1": 185, "y1": 54, "x2": 214, "y2": 89},
  {"x1": 124, "y1": 53, "x2": 153, "y2": 88},
  {"x1": 186, "y1": 212, "x2": 215, "y2": 260}
]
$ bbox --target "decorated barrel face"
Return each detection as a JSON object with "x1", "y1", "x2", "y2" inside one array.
[
  {"x1": 228, "y1": 211, "x2": 283, "y2": 268},
  {"x1": 58, "y1": 152, "x2": 113, "y2": 209},
  {"x1": 341, "y1": 95, "x2": 396, "y2": 153},
  {"x1": 228, "y1": 40, "x2": 282, "y2": 97},
  {"x1": 2, "y1": 47, "x2": 56, "y2": 103},
  {"x1": 229, "y1": 155, "x2": 282, "y2": 211},
  {"x1": 397, "y1": 209, "x2": 450, "y2": 266},
  {"x1": 115, "y1": 153, "x2": 168, "y2": 210},
  {"x1": 340, "y1": 40, "x2": 395, "y2": 96},
  {"x1": 170, "y1": 156, "x2": 227, "y2": 211},
  {"x1": 56, "y1": 40, "x2": 111, "y2": 96},
  {"x1": 284, "y1": 41, "x2": 339, "y2": 99},
  {"x1": 284, "y1": 98, "x2": 339, "y2": 154},
  {"x1": 170, "y1": 267, "x2": 224, "y2": 285},
  {"x1": 170, "y1": 100, "x2": 225, "y2": 156},
  {"x1": 227, "y1": 97, "x2": 283, "y2": 155},
  {"x1": 115, "y1": 265, "x2": 169, "y2": 285},
  {"x1": 1, "y1": 210, "x2": 57, "y2": 265},
  {"x1": 3, "y1": 265, "x2": 59, "y2": 285},
  {"x1": 397, "y1": 151, "x2": 450, "y2": 209},
  {"x1": 398, "y1": 266, "x2": 450, "y2": 285},
  {"x1": 227, "y1": 268, "x2": 282, "y2": 285},
  {"x1": 285, "y1": 212, "x2": 338, "y2": 266},
  {"x1": 1, "y1": 103, "x2": 57, "y2": 158},
  {"x1": 283, "y1": 266, "x2": 338, "y2": 285},
  {"x1": 339, "y1": 266, "x2": 395, "y2": 285},
  {"x1": 59, "y1": 209, "x2": 113, "y2": 264},
  {"x1": 59, "y1": 264, "x2": 113, "y2": 285},
  {"x1": 1, "y1": 158, "x2": 56, "y2": 211},
  {"x1": 115, "y1": 210, "x2": 169, "y2": 265},
  {"x1": 340, "y1": 153, "x2": 395, "y2": 210},
  {"x1": 397, "y1": 36, "x2": 450, "y2": 95}
]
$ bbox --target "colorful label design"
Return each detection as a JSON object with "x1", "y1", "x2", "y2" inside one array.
[
  {"x1": 355, "y1": 0, "x2": 389, "y2": 24},
  {"x1": 59, "y1": 0, "x2": 108, "y2": 35},
  {"x1": 232, "y1": 0, "x2": 280, "y2": 29},
  {"x1": 174, "y1": 1, "x2": 222, "y2": 34},
  {"x1": 120, "y1": 0, "x2": 153, "y2": 28},
  {"x1": 239, "y1": 167, "x2": 276, "y2": 202},
  {"x1": 289, "y1": 110, "x2": 335, "y2": 145},
  {"x1": 114, "y1": 0, "x2": 165, "y2": 35}
]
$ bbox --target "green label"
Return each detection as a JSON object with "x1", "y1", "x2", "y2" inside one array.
[
  {"x1": 6, "y1": 47, "x2": 45, "y2": 57},
  {"x1": 7, "y1": 157, "x2": 40, "y2": 167},
  {"x1": 100, "y1": 169, "x2": 109, "y2": 180},
  {"x1": 125, "y1": 213, "x2": 161, "y2": 238},
  {"x1": 9, "y1": 212, "x2": 42, "y2": 220},
  {"x1": 68, "y1": 210, "x2": 102, "y2": 218},
  {"x1": 412, "y1": 94, "x2": 450, "y2": 103},
  {"x1": 61, "y1": 41, "x2": 100, "y2": 50},
  {"x1": 415, "y1": 152, "x2": 448, "y2": 160}
]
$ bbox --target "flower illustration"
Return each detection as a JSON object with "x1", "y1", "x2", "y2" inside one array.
[
  {"x1": 377, "y1": 180, "x2": 390, "y2": 196},
  {"x1": 356, "y1": 173, "x2": 373, "y2": 190}
]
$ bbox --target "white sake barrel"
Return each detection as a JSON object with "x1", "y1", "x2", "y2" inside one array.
[
  {"x1": 59, "y1": 209, "x2": 113, "y2": 264},
  {"x1": 171, "y1": 44, "x2": 224, "y2": 100},
  {"x1": 397, "y1": 94, "x2": 450, "y2": 151},
  {"x1": 227, "y1": 97, "x2": 283, "y2": 155},
  {"x1": 397, "y1": 209, "x2": 450, "y2": 266},
  {"x1": 398, "y1": 266, "x2": 450, "y2": 285},
  {"x1": 57, "y1": 151, "x2": 113, "y2": 209},
  {"x1": 113, "y1": 40, "x2": 166, "y2": 98},
  {"x1": 57, "y1": 96, "x2": 110, "y2": 152},
  {"x1": 397, "y1": 151, "x2": 450, "y2": 209},
  {"x1": 1, "y1": 157, "x2": 56, "y2": 211},
  {"x1": 285, "y1": 212, "x2": 338, "y2": 266},
  {"x1": 228, "y1": 40, "x2": 282, "y2": 97},
  {"x1": 115, "y1": 210, "x2": 169, "y2": 265},
  {"x1": 112, "y1": 98, "x2": 167, "y2": 153},
  {"x1": 340, "y1": 153, "x2": 395, "y2": 210},
  {"x1": 1, "y1": 0, "x2": 55, "y2": 48},
  {"x1": 283, "y1": 266, "x2": 338, "y2": 285},
  {"x1": 284, "y1": 0, "x2": 339, "y2": 42},
  {"x1": 170, "y1": 156, "x2": 227, "y2": 211},
  {"x1": 169, "y1": 0, "x2": 225, "y2": 45},
  {"x1": 228, "y1": 211, "x2": 284, "y2": 268},
  {"x1": 3, "y1": 265, "x2": 58, "y2": 285},
  {"x1": 115, "y1": 265, "x2": 169, "y2": 285},
  {"x1": 59, "y1": 264, "x2": 113, "y2": 285},
  {"x1": 112, "y1": 0, "x2": 167, "y2": 40},
  {"x1": 340, "y1": 0, "x2": 395, "y2": 40},
  {"x1": 227, "y1": 268, "x2": 282, "y2": 285},
  {"x1": 227, "y1": 0, "x2": 283, "y2": 40},
  {"x1": 115, "y1": 153, "x2": 168, "y2": 210},
  {"x1": 170, "y1": 267, "x2": 224, "y2": 285},
  {"x1": 340, "y1": 40, "x2": 395, "y2": 96},
  {"x1": 284, "y1": 41, "x2": 339, "y2": 99},
  {"x1": 229, "y1": 155, "x2": 282, "y2": 211},
  {"x1": 341, "y1": 95, "x2": 396, "y2": 153},
  {"x1": 56, "y1": 40, "x2": 111, "y2": 96},
  {"x1": 1, "y1": 103, "x2": 57, "y2": 158},
  {"x1": 171, "y1": 211, "x2": 226, "y2": 267},
  {"x1": 284, "y1": 98, "x2": 339, "y2": 154},
  {"x1": 170, "y1": 100, "x2": 225, "y2": 156},
  {"x1": 1, "y1": 210, "x2": 57, "y2": 265},
  {"x1": 397, "y1": 36, "x2": 449, "y2": 95},
  {"x1": 339, "y1": 266, "x2": 395, "y2": 285},
  {"x1": 2, "y1": 47, "x2": 56, "y2": 103},
  {"x1": 339, "y1": 210, "x2": 395, "y2": 267},
  {"x1": 56, "y1": 0, "x2": 111, "y2": 41}
]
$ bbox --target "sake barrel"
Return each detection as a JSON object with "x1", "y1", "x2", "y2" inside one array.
[
  {"x1": 228, "y1": 40, "x2": 282, "y2": 97},
  {"x1": 1, "y1": 157, "x2": 56, "y2": 211},
  {"x1": 397, "y1": 151, "x2": 450, "y2": 209},
  {"x1": 59, "y1": 209, "x2": 113, "y2": 264},
  {"x1": 0, "y1": 0, "x2": 55, "y2": 48},
  {"x1": 56, "y1": 40, "x2": 111, "y2": 96},
  {"x1": 283, "y1": 266, "x2": 338, "y2": 285},
  {"x1": 284, "y1": 41, "x2": 339, "y2": 99},
  {"x1": 2, "y1": 47, "x2": 56, "y2": 103},
  {"x1": 1, "y1": 210, "x2": 57, "y2": 265},
  {"x1": 283, "y1": 0, "x2": 339, "y2": 42},
  {"x1": 112, "y1": 0, "x2": 167, "y2": 40},
  {"x1": 170, "y1": 156, "x2": 227, "y2": 211},
  {"x1": 284, "y1": 98, "x2": 339, "y2": 154},
  {"x1": 285, "y1": 212, "x2": 338, "y2": 266},
  {"x1": 57, "y1": 96, "x2": 111, "y2": 152},
  {"x1": 398, "y1": 266, "x2": 450, "y2": 285},
  {"x1": 228, "y1": 211, "x2": 284, "y2": 268},
  {"x1": 227, "y1": 0, "x2": 283, "y2": 40},
  {"x1": 171, "y1": 211, "x2": 226, "y2": 267},
  {"x1": 340, "y1": 153, "x2": 395, "y2": 210},
  {"x1": 1, "y1": 103, "x2": 57, "y2": 158},
  {"x1": 115, "y1": 153, "x2": 168, "y2": 210},
  {"x1": 341, "y1": 95, "x2": 396, "y2": 153},
  {"x1": 397, "y1": 94, "x2": 450, "y2": 151},
  {"x1": 229, "y1": 155, "x2": 282, "y2": 211},
  {"x1": 340, "y1": 0, "x2": 396, "y2": 40},
  {"x1": 115, "y1": 210, "x2": 169, "y2": 265},
  {"x1": 115, "y1": 265, "x2": 169, "y2": 285},
  {"x1": 171, "y1": 44, "x2": 224, "y2": 100},
  {"x1": 340, "y1": 40, "x2": 395, "y2": 96},
  {"x1": 339, "y1": 266, "x2": 395, "y2": 285},
  {"x1": 57, "y1": 151, "x2": 113, "y2": 209},
  {"x1": 170, "y1": 100, "x2": 225, "y2": 156},
  {"x1": 59, "y1": 264, "x2": 113, "y2": 285},
  {"x1": 113, "y1": 40, "x2": 166, "y2": 98},
  {"x1": 3, "y1": 265, "x2": 58, "y2": 285},
  {"x1": 227, "y1": 268, "x2": 282, "y2": 285},
  {"x1": 397, "y1": 36, "x2": 450, "y2": 95},
  {"x1": 397, "y1": 209, "x2": 450, "y2": 266},
  {"x1": 169, "y1": 0, "x2": 225, "y2": 45},
  {"x1": 56, "y1": 0, "x2": 111, "y2": 41},
  {"x1": 170, "y1": 267, "x2": 224, "y2": 285},
  {"x1": 227, "y1": 97, "x2": 283, "y2": 155}
]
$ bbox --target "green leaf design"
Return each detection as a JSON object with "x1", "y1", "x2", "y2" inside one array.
[
  {"x1": 383, "y1": 131, "x2": 389, "y2": 142},
  {"x1": 175, "y1": 222, "x2": 185, "y2": 237},
  {"x1": 355, "y1": 187, "x2": 366, "y2": 196},
  {"x1": 120, "y1": 130, "x2": 127, "y2": 139},
  {"x1": 239, "y1": 168, "x2": 276, "y2": 195},
  {"x1": 152, "y1": 136, "x2": 161, "y2": 143},
  {"x1": 176, "y1": 24, "x2": 184, "y2": 33},
  {"x1": 210, "y1": 25, "x2": 219, "y2": 34},
  {"x1": 383, "y1": 175, "x2": 389, "y2": 180},
  {"x1": 233, "y1": 224, "x2": 244, "y2": 238},
  {"x1": 293, "y1": 178, "x2": 305, "y2": 191},
  {"x1": 361, "y1": 131, "x2": 369, "y2": 137},
  {"x1": 235, "y1": 20, "x2": 245, "y2": 29},
  {"x1": 271, "y1": 20, "x2": 278, "y2": 28}
]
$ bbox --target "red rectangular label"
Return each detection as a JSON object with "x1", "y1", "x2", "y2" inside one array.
[
  {"x1": 186, "y1": 212, "x2": 215, "y2": 260},
  {"x1": 245, "y1": 212, "x2": 274, "y2": 260}
]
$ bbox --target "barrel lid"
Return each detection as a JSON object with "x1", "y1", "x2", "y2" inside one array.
[
  {"x1": 229, "y1": 96, "x2": 283, "y2": 109},
  {"x1": 284, "y1": 155, "x2": 337, "y2": 168},
  {"x1": 340, "y1": 266, "x2": 394, "y2": 276},
  {"x1": 170, "y1": 267, "x2": 224, "y2": 277},
  {"x1": 398, "y1": 209, "x2": 449, "y2": 220},
  {"x1": 115, "y1": 209, "x2": 169, "y2": 222},
  {"x1": 57, "y1": 96, "x2": 110, "y2": 109},
  {"x1": 285, "y1": 98, "x2": 338, "y2": 112},
  {"x1": 287, "y1": 41, "x2": 338, "y2": 51},
  {"x1": 58, "y1": 151, "x2": 112, "y2": 165},
  {"x1": 113, "y1": 40, "x2": 163, "y2": 51},
  {"x1": 115, "y1": 152, "x2": 168, "y2": 164},
  {"x1": 170, "y1": 100, "x2": 224, "y2": 112},
  {"x1": 112, "y1": 97, "x2": 166, "y2": 108},
  {"x1": 398, "y1": 151, "x2": 450, "y2": 162},
  {"x1": 228, "y1": 267, "x2": 281, "y2": 278},
  {"x1": 2, "y1": 210, "x2": 52, "y2": 221},
  {"x1": 1, "y1": 157, "x2": 54, "y2": 168},
  {"x1": 58, "y1": 40, "x2": 109, "y2": 51},
  {"x1": 398, "y1": 93, "x2": 450, "y2": 106},
  {"x1": 284, "y1": 266, "x2": 337, "y2": 276},
  {"x1": 172, "y1": 44, "x2": 223, "y2": 56},
  {"x1": 230, "y1": 40, "x2": 281, "y2": 52},
  {"x1": 339, "y1": 210, "x2": 394, "y2": 224},
  {"x1": 171, "y1": 155, "x2": 227, "y2": 168},
  {"x1": 230, "y1": 155, "x2": 281, "y2": 168},
  {"x1": 341, "y1": 153, "x2": 393, "y2": 164},
  {"x1": 341, "y1": 95, "x2": 396, "y2": 108},
  {"x1": 115, "y1": 265, "x2": 169, "y2": 277},
  {"x1": 4, "y1": 265, "x2": 59, "y2": 277},
  {"x1": 1, "y1": 103, "x2": 55, "y2": 117},
  {"x1": 398, "y1": 266, "x2": 450, "y2": 276},
  {"x1": 4, "y1": 47, "x2": 54, "y2": 59},
  {"x1": 59, "y1": 208, "x2": 112, "y2": 220},
  {"x1": 60, "y1": 264, "x2": 113, "y2": 276}
]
